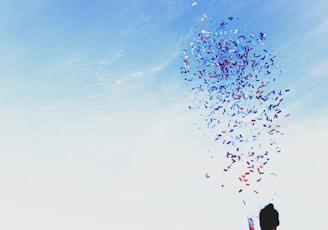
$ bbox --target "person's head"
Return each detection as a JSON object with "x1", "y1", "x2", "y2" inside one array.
[{"x1": 259, "y1": 203, "x2": 279, "y2": 230}]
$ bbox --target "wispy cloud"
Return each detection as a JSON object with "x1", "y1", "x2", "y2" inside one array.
[
  {"x1": 130, "y1": 63, "x2": 167, "y2": 78},
  {"x1": 98, "y1": 49, "x2": 123, "y2": 66},
  {"x1": 310, "y1": 59, "x2": 328, "y2": 77}
]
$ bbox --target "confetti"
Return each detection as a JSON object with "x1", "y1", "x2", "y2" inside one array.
[{"x1": 180, "y1": 16, "x2": 290, "y2": 194}]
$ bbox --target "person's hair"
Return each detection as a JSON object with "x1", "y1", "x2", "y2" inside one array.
[{"x1": 259, "y1": 203, "x2": 279, "y2": 230}]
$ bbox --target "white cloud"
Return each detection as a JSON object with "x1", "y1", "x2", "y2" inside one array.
[
  {"x1": 310, "y1": 59, "x2": 328, "y2": 76},
  {"x1": 129, "y1": 55, "x2": 175, "y2": 78},
  {"x1": 98, "y1": 49, "x2": 123, "y2": 66}
]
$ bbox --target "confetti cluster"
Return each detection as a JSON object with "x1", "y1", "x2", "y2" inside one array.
[{"x1": 180, "y1": 17, "x2": 289, "y2": 194}]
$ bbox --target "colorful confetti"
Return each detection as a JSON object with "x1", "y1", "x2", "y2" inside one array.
[{"x1": 180, "y1": 16, "x2": 289, "y2": 194}]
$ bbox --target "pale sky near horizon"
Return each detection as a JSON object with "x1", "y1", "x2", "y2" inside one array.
[{"x1": 0, "y1": 0, "x2": 327, "y2": 229}]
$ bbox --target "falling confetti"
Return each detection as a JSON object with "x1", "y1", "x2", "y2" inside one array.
[{"x1": 180, "y1": 16, "x2": 289, "y2": 194}]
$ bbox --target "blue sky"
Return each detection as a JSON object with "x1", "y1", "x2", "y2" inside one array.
[{"x1": 0, "y1": 0, "x2": 327, "y2": 229}]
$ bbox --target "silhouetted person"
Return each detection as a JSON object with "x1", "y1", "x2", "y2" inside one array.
[{"x1": 259, "y1": 203, "x2": 279, "y2": 230}]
